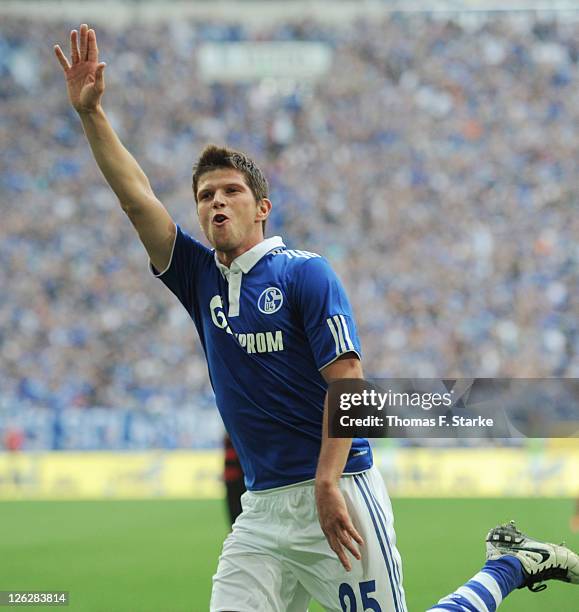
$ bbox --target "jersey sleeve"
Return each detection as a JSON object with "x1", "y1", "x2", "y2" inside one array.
[
  {"x1": 149, "y1": 224, "x2": 212, "y2": 313},
  {"x1": 291, "y1": 256, "x2": 362, "y2": 370}
]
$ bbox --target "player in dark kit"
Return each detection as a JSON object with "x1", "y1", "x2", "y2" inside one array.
[
  {"x1": 55, "y1": 24, "x2": 579, "y2": 611},
  {"x1": 224, "y1": 435, "x2": 245, "y2": 526}
]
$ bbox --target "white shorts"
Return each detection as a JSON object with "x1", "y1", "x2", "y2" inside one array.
[{"x1": 210, "y1": 466, "x2": 406, "y2": 612}]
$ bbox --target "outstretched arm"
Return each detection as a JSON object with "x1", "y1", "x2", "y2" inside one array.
[{"x1": 54, "y1": 24, "x2": 176, "y2": 271}]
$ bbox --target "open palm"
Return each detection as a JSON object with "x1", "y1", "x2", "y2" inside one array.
[{"x1": 54, "y1": 24, "x2": 106, "y2": 113}]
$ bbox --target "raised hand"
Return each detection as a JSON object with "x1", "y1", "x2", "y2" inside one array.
[{"x1": 54, "y1": 23, "x2": 106, "y2": 114}]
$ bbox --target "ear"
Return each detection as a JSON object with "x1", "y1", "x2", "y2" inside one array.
[{"x1": 256, "y1": 198, "x2": 272, "y2": 223}]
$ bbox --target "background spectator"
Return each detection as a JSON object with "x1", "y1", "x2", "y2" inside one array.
[{"x1": 1, "y1": 13, "x2": 577, "y2": 449}]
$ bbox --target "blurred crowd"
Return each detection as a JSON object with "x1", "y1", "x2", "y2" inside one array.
[{"x1": 1, "y1": 13, "x2": 578, "y2": 449}]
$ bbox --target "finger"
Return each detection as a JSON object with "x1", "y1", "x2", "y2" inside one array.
[
  {"x1": 332, "y1": 539, "x2": 352, "y2": 572},
  {"x1": 80, "y1": 23, "x2": 88, "y2": 61},
  {"x1": 87, "y1": 29, "x2": 98, "y2": 63},
  {"x1": 54, "y1": 45, "x2": 71, "y2": 71},
  {"x1": 95, "y1": 62, "x2": 106, "y2": 93},
  {"x1": 339, "y1": 530, "x2": 362, "y2": 561},
  {"x1": 345, "y1": 522, "x2": 364, "y2": 546},
  {"x1": 70, "y1": 29, "x2": 80, "y2": 64}
]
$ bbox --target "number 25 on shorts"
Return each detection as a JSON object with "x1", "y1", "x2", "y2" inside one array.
[{"x1": 339, "y1": 580, "x2": 382, "y2": 612}]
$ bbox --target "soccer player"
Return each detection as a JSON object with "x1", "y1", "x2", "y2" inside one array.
[
  {"x1": 54, "y1": 24, "x2": 406, "y2": 611},
  {"x1": 223, "y1": 434, "x2": 246, "y2": 526},
  {"x1": 54, "y1": 25, "x2": 578, "y2": 611},
  {"x1": 430, "y1": 521, "x2": 579, "y2": 611}
]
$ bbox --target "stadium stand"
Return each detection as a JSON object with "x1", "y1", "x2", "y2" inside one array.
[{"x1": 1, "y1": 8, "x2": 578, "y2": 449}]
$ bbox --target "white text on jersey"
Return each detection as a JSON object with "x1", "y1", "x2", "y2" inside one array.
[{"x1": 210, "y1": 295, "x2": 285, "y2": 354}]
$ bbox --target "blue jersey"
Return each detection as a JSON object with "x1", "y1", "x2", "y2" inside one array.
[{"x1": 151, "y1": 226, "x2": 372, "y2": 490}]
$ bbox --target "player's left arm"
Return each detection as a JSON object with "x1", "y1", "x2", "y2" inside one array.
[
  {"x1": 290, "y1": 255, "x2": 364, "y2": 570},
  {"x1": 316, "y1": 353, "x2": 364, "y2": 572}
]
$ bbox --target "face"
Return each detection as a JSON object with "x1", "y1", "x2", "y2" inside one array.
[{"x1": 196, "y1": 168, "x2": 271, "y2": 265}]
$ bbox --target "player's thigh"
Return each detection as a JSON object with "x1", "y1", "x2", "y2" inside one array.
[
  {"x1": 292, "y1": 545, "x2": 400, "y2": 612},
  {"x1": 343, "y1": 468, "x2": 406, "y2": 612},
  {"x1": 291, "y1": 468, "x2": 406, "y2": 612},
  {"x1": 211, "y1": 495, "x2": 310, "y2": 612},
  {"x1": 211, "y1": 547, "x2": 305, "y2": 612}
]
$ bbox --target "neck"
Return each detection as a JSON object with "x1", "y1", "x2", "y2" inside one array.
[{"x1": 216, "y1": 235, "x2": 264, "y2": 268}]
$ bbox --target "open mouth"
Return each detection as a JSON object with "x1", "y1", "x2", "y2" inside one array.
[{"x1": 212, "y1": 214, "x2": 229, "y2": 226}]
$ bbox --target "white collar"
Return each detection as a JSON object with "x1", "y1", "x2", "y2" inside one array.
[{"x1": 214, "y1": 236, "x2": 285, "y2": 278}]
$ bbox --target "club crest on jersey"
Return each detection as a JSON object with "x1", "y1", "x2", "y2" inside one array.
[{"x1": 258, "y1": 287, "x2": 283, "y2": 314}]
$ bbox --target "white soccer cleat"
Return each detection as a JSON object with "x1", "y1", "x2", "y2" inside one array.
[{"x1": 485, "y1": 520, "x2": 579, "y2": 592}]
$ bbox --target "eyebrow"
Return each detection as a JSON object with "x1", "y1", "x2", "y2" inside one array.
[{"x1": 197, "y1": 182, "x2": 246, "y2": 198}]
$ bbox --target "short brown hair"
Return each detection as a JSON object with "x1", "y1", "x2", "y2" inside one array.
[{"x1": 192, "y1": 144, "x2": 269, "y2": 231}]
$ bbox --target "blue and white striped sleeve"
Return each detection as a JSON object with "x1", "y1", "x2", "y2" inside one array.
[{"x1": 291, "y1": 256, "x2": 362, "y2": 370}]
